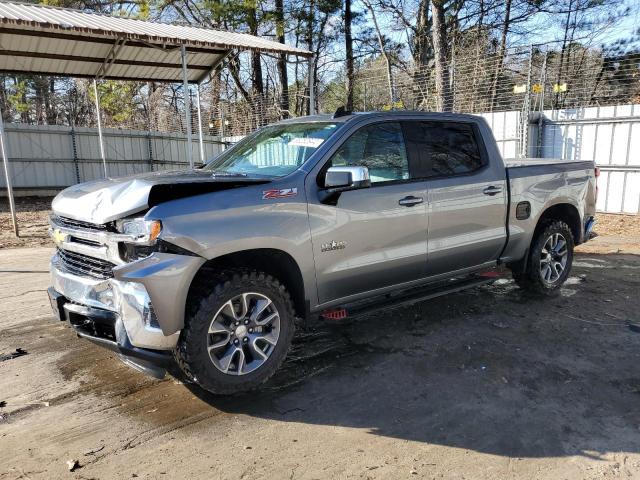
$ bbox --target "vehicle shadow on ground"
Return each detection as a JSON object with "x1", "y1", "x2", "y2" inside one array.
[{"x1": 184, "y1": 254, "x2": 640, "y2": 460}]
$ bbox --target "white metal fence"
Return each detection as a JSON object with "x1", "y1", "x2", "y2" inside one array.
[
  {"x1": 1, "y1": 105, "x2": 639, "y2": 214},
  {"x1": 535, "y1": 105, "x2": 640, "y2": 215},
  {"x1": 480, "y1": 105, "x2": 640, "y2": 214}
]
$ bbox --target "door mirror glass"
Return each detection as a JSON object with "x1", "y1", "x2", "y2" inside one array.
[{"x1": 324, "y1": 166, "x2": 371, "y2": 190}]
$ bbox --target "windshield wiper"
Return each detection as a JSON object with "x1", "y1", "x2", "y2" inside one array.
[{"x1": 210, "y1": 171, "x2": 248, "y2": 178}]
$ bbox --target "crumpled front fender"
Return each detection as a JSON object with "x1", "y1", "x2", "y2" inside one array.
[{"x1": 113, "y1": 252, "x2": 206, "y2": 336}]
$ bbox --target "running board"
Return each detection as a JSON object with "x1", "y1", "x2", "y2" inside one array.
[{"x1": 321, "y1": 274, "x2": 499, "y2": 321}]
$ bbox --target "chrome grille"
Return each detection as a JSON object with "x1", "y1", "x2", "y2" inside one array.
[
  {"x1": 53, "y1": 215, "x2": 113, "y2": 232},
  {"x1": 57, "y1": 248, "x2": 115, "y2": 280}
]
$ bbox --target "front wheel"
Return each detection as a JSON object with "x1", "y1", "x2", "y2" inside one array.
[
  {"x1": 512, "y1": 220, "x2": 574, "y2": 295},
  {"x1": 174, "y1": 270, "x2": 295, "y2": 394}
]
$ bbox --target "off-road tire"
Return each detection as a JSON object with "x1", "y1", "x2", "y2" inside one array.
[
  {"x1": 174, "y1": 269, "x2": 295, "y2": 395},
  {"x1": 512, "y1": 220, "x2": 574, "y2": 295}
]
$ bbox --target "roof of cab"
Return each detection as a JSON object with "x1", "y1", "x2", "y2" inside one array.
[{"x1": 274, "y1": 110, "x2": 482, "y2": 125}]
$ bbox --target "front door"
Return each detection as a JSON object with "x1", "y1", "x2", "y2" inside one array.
[{"x1": 307, "y1": 121, "x2": 429, "y2": 305}]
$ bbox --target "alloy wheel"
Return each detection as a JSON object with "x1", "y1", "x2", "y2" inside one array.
[
  {"x1": 207, "y1": 292, "x2": 280, "y2": 375},
  {"x1": 539, "y1": 233, "x2": 568, "y2": 284}
]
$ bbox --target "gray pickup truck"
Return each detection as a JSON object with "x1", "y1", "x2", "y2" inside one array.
[{"x1": 47, "y1": 111, "x2": 596, "y2": 394}]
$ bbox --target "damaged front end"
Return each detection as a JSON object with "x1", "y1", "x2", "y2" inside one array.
[{"x1": 48, "y1": 213, "x2": 205, "y2": 378}]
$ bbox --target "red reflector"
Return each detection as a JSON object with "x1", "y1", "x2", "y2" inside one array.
[
  {"x1": 478, "y1": 271, "x2": 500, "y2": 278},
  {"x1": 594, "y1": 166, "x2": 600, "y2": 178},
  {"x1": 321, "y1": 309, "x2": 348, "y2": 320}
]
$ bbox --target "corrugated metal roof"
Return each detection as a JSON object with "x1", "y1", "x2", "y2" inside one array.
[{"x1": 0, "y1": 1, "x2": 312, "y2": 82}]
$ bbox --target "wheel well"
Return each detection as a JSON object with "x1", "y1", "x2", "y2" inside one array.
[
  {"x1": 189, "y1": 249, "x2": 306, "y2": 318},
  {"x1": 535, "y1": 203, "x2": 582, "y2": 244}
]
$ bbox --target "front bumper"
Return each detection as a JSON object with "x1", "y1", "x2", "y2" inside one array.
[
  {"x1": 48, "y1": 286, "x2": 173, "y2": 378},
  {"x1": 50, "y1": 250, "x2": 205, "y2": 350},
  {"x1": 51, "y1": 252, "x2": 180, "y2": 350}
]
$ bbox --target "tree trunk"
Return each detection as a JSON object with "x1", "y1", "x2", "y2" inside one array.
[
  {"x1": 0, "y1": 76, "x2": 8, "y2": 123},
  {"x1": 228, "y1": 56, "x2": 254, "y2": 109},
  {"x1": 430, "y1": 0, "x2": 452, "y2": 112},
  {"x1": 554, "y1": 0, "x2": 574, "y2": 109},
  {"x1": 305, "y1": 0, "x2": 315, "y2": 115},
  {"x1": 344, "y1": 0, "x2": 354, "y2": 111},
  {"x1": 275, "y1": 0, "x2": 290, "y2": 118},
  {"x1": 470, "y1": 0, "x2": 484, "y2": 112},
  {"x1": 363, "y1": 0, "x2": 394, "y2": 105},
  {"x1": 46, "y1": 78, "x2": 56, "y2": 124},
  {"x1": 247, "y1": 2, "x2": 265, "y2": 127},
  {"x1": 413, "y1": 0, "x2": 431, "y2": 67},
  {"x1": 34, "y1": 77, "x2": 44, "y2": 124},
  {"x1": 292, "y1": 16, "x2": 302, "y2": 116},
  {"x1": 489, "y1": 0, "x2": 511, "y2": 111},
  {"x1": 412, "y1": 0, "x2": 431, "y2": 108}
]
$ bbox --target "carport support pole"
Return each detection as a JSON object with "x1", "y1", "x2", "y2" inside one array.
[
  {"x1": 0, "y1": 108, "x2": 18, "y2": 236},
  {"x1": 308, "y1": 55, "x2": 316, "y2": 115},
  {"x1": 93, "y1": 79, "x2": 108, "y2": 177},
  {"x1": 181, "y1": 45, "x2": 194, "y2": 169},
  {"x1": 195, "y1": 84, "x2": 205, "y2": 164}
]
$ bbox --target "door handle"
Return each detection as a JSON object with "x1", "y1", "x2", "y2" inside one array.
[
  {"x1": 398, "y1": 196, "x2": 424, "y2": 207},
  {"x1": 483, "y1": 186, "x2": 503, "y2": 196}
]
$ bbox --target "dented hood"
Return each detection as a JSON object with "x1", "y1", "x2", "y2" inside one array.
[{"x1": 52, "y1": 169, "x2": 268, "y2": 224}]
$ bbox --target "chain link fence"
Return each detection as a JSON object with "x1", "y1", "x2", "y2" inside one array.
[{"x1": 2, "y1": 42, "x2": 638, "y2": 142}]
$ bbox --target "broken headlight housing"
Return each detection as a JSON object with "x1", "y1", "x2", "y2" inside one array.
[
  {"x1": 117, "y1": 218, "x2": 162, "y2": 243},
  {"x1": 117, "y1": 218, "x2": 162, "y2": 262}
]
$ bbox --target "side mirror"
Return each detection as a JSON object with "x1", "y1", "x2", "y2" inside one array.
[{"x1": 324, "y1": 166, "x2": 371, "y2": 190}]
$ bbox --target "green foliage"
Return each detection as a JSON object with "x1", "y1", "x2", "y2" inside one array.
[
  {"x1": 7, "y1": 79, "x2": 30, "y2": 114},
  {"x1": 91, "y1": 81, "x2": 139, "y2": 123}
]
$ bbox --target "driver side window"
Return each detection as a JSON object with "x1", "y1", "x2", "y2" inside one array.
[{"x1": 328, "y1": 122, "x2": 409, "y2": 184}]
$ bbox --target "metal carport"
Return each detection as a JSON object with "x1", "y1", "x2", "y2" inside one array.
[{"x1": 0, "y1": 0, "x2": 312, "y2": 235}]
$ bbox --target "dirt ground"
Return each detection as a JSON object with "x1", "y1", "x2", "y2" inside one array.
[
  {"x1": 0, "y1": 198, "x2": 51, "y2": 249},
  {"x1": 1, "y1": 200, "x2": 640, "y2": 479}
]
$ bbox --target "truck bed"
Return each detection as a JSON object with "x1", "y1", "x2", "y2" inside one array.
[{"x1": 504, "y1": 157, "x2": 593, "y2": 168}]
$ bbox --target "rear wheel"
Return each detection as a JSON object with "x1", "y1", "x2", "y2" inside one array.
[
  {"x1": 175, "y1": 270, "x2": 295, "y2": 394},
  {"x1": 512, "y1": 220, "x2": 574, "y2": 295}
]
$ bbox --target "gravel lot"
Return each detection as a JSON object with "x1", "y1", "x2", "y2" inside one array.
[{"x1": 1, "y1": 197, "x2": 640, "y2": 479}]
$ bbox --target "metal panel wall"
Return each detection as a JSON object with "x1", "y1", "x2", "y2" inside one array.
[
  {"x1": 478, "y1": 110, "x2": 521, "y2": 159},
  {"x1": 532, "y1": 104, "x2": 640, "y2": 214},
  {"x1": 0, "y1": 125, "x2": 223, "y2": 189}
]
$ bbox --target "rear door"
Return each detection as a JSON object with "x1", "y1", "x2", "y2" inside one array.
[
  {"x1": 403, "y1": 120, "x2": 508, "y2": 276},
  {"x1": 307, "y1": 121, "x2": 429, "y2": 305}
]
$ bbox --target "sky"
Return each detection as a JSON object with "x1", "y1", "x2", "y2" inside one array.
[{"x1": 366, "y1": 0, "x2": 640, "y2": 57}]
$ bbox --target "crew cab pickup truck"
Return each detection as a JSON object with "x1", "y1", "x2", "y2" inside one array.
[{"x1": 48, "y1": 111, "x2": 596, "y2": 394}]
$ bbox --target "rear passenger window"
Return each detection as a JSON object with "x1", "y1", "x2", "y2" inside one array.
[
  {"x1": 328, "y1": 122, "x2": 409, "y2": 184},
  {"x1": 403, "y1": 121, "x2": 485, "y2": 177}
]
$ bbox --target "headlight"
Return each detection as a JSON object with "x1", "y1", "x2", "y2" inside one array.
[
  {"x1": 118, "y1": 218, "x2": 162, "y2": 243},
  {"x1": 117, "y1": 218, "x2": 162, "y2": 263}
]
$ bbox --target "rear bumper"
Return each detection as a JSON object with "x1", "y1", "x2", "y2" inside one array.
[{"x1": 48, "y1": 287, "x2": 173, "y2": 378}]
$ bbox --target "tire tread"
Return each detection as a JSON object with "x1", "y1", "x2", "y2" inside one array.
[
  {"x1": 174, "y1": 269, "x2": 295, "y2": 394},
  {"x1": 512, "y1": 220, "x2": 574, "y2": 295}
]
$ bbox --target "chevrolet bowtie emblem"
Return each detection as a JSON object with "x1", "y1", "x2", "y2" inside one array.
[{"x1": 52, "y1": 228, "x2": 67, "y2": 245}]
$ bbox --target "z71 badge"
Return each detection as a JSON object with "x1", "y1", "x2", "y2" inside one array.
[{"x1": 262, "y1": 188, "x2": 298, "y2": 200}]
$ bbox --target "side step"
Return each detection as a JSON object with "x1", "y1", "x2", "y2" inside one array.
[{"x1": 321, "y1": 273, "x2": 500, "y2": 321}]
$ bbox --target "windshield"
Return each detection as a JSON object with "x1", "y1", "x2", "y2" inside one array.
[{"x1": 204, "y1": 122, "x2": 339, "y2": 177}]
